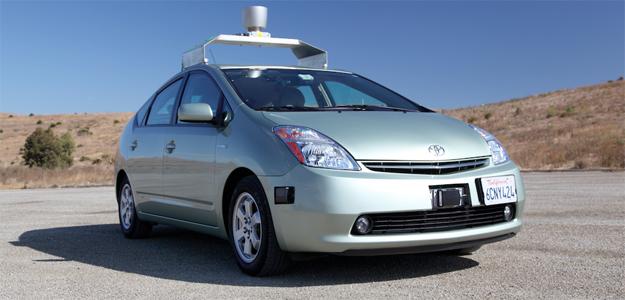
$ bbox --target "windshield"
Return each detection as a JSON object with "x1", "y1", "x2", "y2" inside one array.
[{"x1": 222, "y1": 69, "x2": 430, "y2": 112}]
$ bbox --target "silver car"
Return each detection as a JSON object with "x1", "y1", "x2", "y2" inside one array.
[{"x1": 114, "y1": 7, "x2": 524, "y2": 276}]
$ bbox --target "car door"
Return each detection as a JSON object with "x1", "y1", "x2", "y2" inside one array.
[
  {"x1": 160, "y1": 71, "x2": 223, "y2": 226},
  {"x1": 130, "y1": 78, "x2": 183, "y2": 215}
]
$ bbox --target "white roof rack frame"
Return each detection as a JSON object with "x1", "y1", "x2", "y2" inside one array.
[{"x1": 181, "y1": 34, "x2": 328, "y2": 70}]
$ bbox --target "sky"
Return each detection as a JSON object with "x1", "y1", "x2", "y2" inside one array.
[{"x1": 0, "y1": 1, "x2": 623, "y2": 114}]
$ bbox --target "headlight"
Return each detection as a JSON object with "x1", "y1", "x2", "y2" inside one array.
[
  {"x1": 469, "y1": 125, "x2": 510, "y2": 165},
  {"x1": 273, "y1": 126, "x2": 360, "y2": 170}
]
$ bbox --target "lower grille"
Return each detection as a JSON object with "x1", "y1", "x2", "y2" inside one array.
[
  {"x1": 363, "y1": 204, "x2": 515, "y2": 235},
  {"x1": 362, "y1": 157, "x2": 490, "y2": 175}
]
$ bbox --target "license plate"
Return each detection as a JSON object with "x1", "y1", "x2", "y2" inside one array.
[
  {"x1": 430, "y1": 186, "x2": 467, "y2": 208},
  {"x1": 480, "y1": 175, "x2": 517, "y2": 205}
]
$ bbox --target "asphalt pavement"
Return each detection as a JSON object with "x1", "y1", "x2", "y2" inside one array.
[{"x1": 0, "y1": 172, "x2": 623, "y2": 299}]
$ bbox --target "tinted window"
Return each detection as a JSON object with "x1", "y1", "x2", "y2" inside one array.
[
  {"x1": 325, "y1": 81, "x2": 386, "y2": 106},
  {"x1": 146, "y1": 79, "x2": 182, "y2": 125},
  {"x1": 223, "y1": 69, "x2": 426, "y2": 111},
  {"x1": 296, "y1": 85, "x2": 320, "y2": 107},
  {"x1": 135, "y1": 98, "x2": 152, "y2": 126},
  {"x1": 178, "y1": 72, "x2": 222, "y2": 123}
]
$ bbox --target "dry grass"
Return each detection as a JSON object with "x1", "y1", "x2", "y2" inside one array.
[
  {"x1": 0, "y1": 80, "x2": 623, "y2": 189},
  {"x1": 0, "y1": 112, "x2": 132, "y2": 189},
  {"x1": 0, "y1": 164, "x2": 114, "y2": 189},
  {"x1": 0, "y1": 112, "x2": 132, "y2": 168},
  {"x1": 444, "y1": 80, "x2": 625, "y2": 170}
]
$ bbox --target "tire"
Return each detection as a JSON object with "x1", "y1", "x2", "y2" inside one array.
[
  {"x1": 447, "y1": 245, "x2": 481, "y2": 255},
  {"x1": 117, "y1": 177, "x2": 152, "y2": 239},
  {"x1": 227, "y1": 176, "x2": 290, "y2": 276}
]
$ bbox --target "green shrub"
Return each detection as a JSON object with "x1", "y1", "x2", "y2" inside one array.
[
  {"x1": 0, "y1": 129, "x2": 3, "y2": 134},
  {"x1": 77, "y1": 127, "x2": 92, "y2": 136},
  {"x1": 8, "y1": 114, "x2": 14, "y2": 118},
  {"x1": 559, "y1": 105, "x2": 575, "y2": 118},
  {"x1": 484, "y1": 112, "x2": 492, "y2": 120},
  {"x1": 100, "y1": 153, "x2": 114, "y2": 164},
  {"x1": 20, "y1": 128, "x2": 75, "y2": 169},
  {"x1": 467, "y1": 116, "x2": 477, "y2": 123},
  {"x1": 79, "y1": 156, "x2": 91, "y2": 162},
  {"x1": 91, "y1": 158, "x2": 102, "y2": 165},
  {"x1": 113, "y1": 119, "x2": 120, "y2": 124},
  {"x1": 546, "y1": 107, "x2": 556, "y2": 118},
  {"x1": 36, "y1": 120, "x2": 43, "y2": 125},
  {"x1": 29, "y1": 113, "x2": 34, "y2": 117}
]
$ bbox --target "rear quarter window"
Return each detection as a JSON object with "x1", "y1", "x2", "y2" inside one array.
[{"x1": 135, "y1": 98, "x2": 152, "y2": 126}]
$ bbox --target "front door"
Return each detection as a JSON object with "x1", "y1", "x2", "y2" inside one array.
[{"x1": 161, "y1": 71, "x2": 223, "y2": 226}]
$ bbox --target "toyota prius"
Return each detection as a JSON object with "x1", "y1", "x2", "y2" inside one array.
[{"x1": 114, "y1": 6, "x2": 524, "y2": 276}]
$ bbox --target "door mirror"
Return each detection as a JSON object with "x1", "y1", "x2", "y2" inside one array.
[{"x1": 178, "y1": 103, "x2": 214, "y2": 123}]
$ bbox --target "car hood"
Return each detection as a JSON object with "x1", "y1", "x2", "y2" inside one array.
[{"x1": 262, "y1": 111, "x2": 491, "y2": 161}]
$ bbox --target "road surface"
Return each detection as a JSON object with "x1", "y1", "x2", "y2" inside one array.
[{"x1": 0, "y1": 172, "x2": 623, "y2": 298}]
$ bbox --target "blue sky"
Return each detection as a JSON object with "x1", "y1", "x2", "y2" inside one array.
[{"x1": 1, "y1": 1, "x2": 623, "y2": 114}]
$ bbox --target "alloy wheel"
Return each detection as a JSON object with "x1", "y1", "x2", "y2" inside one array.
[
  {"x1": 119, "y1": 184, "x2": 135, "y2": 230},
  {"x1": 232, "y1": 192, "x2": 262, "y2": 263}
]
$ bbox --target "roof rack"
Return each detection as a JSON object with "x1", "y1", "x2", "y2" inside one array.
[{"x1": 181, "y1": 6, "x2": 328, "y2": 70}]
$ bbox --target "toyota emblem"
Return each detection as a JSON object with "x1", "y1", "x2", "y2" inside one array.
[{"x1": 428, "y1": 145, "x2": 445, "y2": 156}]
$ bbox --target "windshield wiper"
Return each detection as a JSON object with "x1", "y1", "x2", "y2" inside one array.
[
  {"x1": 257, "y1": 104, "x2": 415, "y2": 112},
  {"x1": 332, "y1": 104, "x2": 414, "y2": 112},
  {"x1": 257, "y1": 105, "x2": 321, "y2": 111}
]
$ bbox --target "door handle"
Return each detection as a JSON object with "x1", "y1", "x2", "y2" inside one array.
[
  {"x1": 165, "y1": 140, "x2": 176, "y2": 153},
  {"x1": 130, "y1": 140, "x2": 138, "y2": 151}
]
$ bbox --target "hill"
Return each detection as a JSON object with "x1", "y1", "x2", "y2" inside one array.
[
  {"x1": 0, "y1": 80, "x2": 623, "y2": 189},
  {"x1": 444, "y1": 80, "x2": 624, "y2": 170},
  {"x1": 0, "y1": 112, "x2": 133, "y2": 189}
]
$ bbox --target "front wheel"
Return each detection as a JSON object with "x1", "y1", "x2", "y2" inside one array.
[
  {"x1": 117, "y1": 178, "x2": 152, "y2": 239},
  {"x1": 228, "y1": 176, "x2": 290, "y2": 276}
]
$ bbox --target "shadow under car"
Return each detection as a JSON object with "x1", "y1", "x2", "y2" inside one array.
[{"x1": 11, "y1": 224, "x2": 479, "y2": 286}]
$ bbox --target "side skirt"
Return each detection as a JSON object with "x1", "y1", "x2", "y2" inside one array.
[{"x1": 137, "y1": 211, "x2": 228, "y2": 239}]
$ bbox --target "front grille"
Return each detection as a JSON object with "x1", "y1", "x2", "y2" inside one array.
[
  {"x1": 362, "y1": 157, "x2": 490, "y2": 175},
  {"x1": 363, "y1": 204, "x2": 514, "y2": 235}
]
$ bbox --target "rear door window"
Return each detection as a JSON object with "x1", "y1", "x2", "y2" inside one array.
[{"x1": 146, "y1": 79, "x2": 182, "y2": 126}]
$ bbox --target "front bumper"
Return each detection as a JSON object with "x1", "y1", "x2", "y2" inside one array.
[
  {"x1": 258, "y1": 161, "x2": 525, "y2": 254},
  {"x1": 340, "y1": 233, "x2": 515, "y2": 256}
]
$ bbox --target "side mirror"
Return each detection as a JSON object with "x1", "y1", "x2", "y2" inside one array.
[{"x1": 178, "y1": 103, "x2": 214, "y2": 123}]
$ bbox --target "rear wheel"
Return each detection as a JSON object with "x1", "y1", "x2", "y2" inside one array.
[
  {"x1": 117, "y1": 177, "x2": 152, "y2": 238},
  {"x1": 227, "y1": 176, "x2": 290, "y2": 276}
]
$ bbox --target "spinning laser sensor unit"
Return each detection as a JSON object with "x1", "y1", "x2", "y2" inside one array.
[{"x1": 182, "y1": 6, "x2": 328, "y2": 70}]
